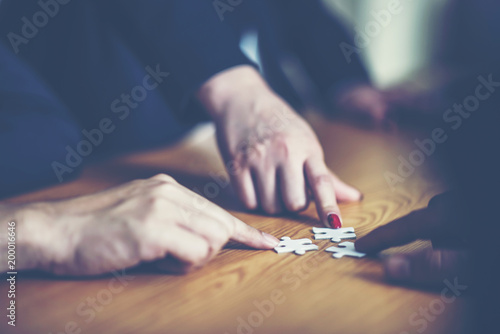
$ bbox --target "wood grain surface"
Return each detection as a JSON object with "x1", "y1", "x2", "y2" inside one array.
[{"x1": 0, "y1": 112, "x2": 469, "y2": 334}]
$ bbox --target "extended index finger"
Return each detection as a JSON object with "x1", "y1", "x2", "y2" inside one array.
[
  {"x1": 305, "y1": 158, "x2": 342, "y2": 228},
  {"x1": 175, "y1": 183, "x2": 279, "y2": 250},
  {"x1": 229, "y1": 216, "x2": 280, "y2": 249},
  {"x1": 194, "y1": 193, "x2": 280, "y2": 249},
  {"x1": 355, "y1": 209, "x2": 440, "y2": 254}
]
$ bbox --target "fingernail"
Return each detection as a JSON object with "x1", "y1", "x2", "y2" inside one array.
[
  {"x1": 262, "y1": 232, "x2": 280, "y2": 247},
  {"x1": 327, "y1": 213, "x2": 342, "y2": 229},
  {"x1": 385, "y1": 256, "x2": 411, "y2": 281}
]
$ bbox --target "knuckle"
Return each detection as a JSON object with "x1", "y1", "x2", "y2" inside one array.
[
  {"x1": 190, "y1": 241, "x2": 211, "y2": 265},
  {"x1": 151, "y1": 173, "x2": 177, "y2": 184},
  {"x1": 272, "y1": 135, "x2": 290, "y2": 160},
  {"x1": 249, "y1": 144, "x2": 265, "y2": 162},
  {"x1": 151, "y1": 180, "x2": 177, "y2": 196},
  {"x1": 210, "y1": 232, "x2": 229, "y2": 249},
  {"x1": 236, "y1": 142, "x2": 266, "y2": 165},
  {"x1": 286, "y1": 198, "x2": 308, "y2": 212}
]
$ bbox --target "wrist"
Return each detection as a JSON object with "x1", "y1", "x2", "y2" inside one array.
[
  {"x1": 197, "y1": 65, "x2": 270, "y2": 119},
  {"x1": 1, "y1": 202, "x2": 62, "y2": 272}
]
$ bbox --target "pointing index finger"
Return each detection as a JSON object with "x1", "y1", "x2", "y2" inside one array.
[
  {"x1": 177, "y1": 185, "x2": 279, "y2": 249},
  {"x1": 229, "y1": 216, "x2": 280, "y2": 249},
  {"x1": 355, "y1": 209, "x2": 440, "y2": 253},
  {"x1": 305, "y1": 158, "x2": 342, "y2": 228}
]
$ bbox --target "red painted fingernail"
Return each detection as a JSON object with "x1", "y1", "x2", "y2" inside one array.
[{"x1": 327, "y1": 213, "x2": 342, "y2": 229}]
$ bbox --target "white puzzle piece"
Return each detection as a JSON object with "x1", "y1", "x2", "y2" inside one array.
[
  {"x1": 325, "y1": 242, "x2": 366, "y2": 259},
  {"x1": 312, "y1": 227, "x2": 356, "y2": 243},
  {"x1": 274, "y1": 237, "x2": 319, "y2": 255}
]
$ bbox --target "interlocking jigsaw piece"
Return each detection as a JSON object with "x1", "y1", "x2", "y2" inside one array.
[
  {"x1": 274, "y1": 237, "x2": 319, "y2": 255},
  {"x1": 325, "y1": 242, "x2": 366, "y2": 259},
  {"x1": 312, "y1": 227, "x2": 356, "y2": 243}
]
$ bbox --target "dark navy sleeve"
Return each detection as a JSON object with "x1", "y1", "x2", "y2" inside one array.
[
  {"x1": 0, "y1": 43, "x2": 82, "y2": 198},
  {"x1": 280, "y1": 0, "x2": 371, "y2": 98},
  {"x1": 104, "y1": 0, "x2": 255, "y2": 113}
]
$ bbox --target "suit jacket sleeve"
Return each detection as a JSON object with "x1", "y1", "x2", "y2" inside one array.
[{"x1": 0, "y1": 43, "x2": 82, "y2": 198}]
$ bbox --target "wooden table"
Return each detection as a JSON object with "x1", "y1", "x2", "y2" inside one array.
[{"x1": 1, "y1": 112, "x2": 468, "y2": 334}]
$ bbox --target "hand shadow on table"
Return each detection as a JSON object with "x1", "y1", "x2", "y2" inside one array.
[
  {"x1": 14, "y1": 258, "x2": 209, "y2": 280},
  {"x1": 16, "y1": 243, "x2": 279, "y2": 279}
]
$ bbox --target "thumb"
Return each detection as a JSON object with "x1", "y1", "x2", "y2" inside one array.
[{"x1": 383, "y1": 249, "x2": 471, "y2": 287}]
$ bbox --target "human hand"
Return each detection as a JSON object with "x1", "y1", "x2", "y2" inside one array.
[
  {"x1": 198, "y1": 66, "x2": 362, "y2": 228},
  {"x1": 1, "y1": 174, "x2": 279, "y2": 276},
  {"x1": 333, "y1": 84, "x2": 392, "y2": 129},
  {"x1": 355, "y1": 193, "x2": 471, "y2": 286},
  {"x1": 333, "y1": 84, "x2": 446, "y2": 129}
]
